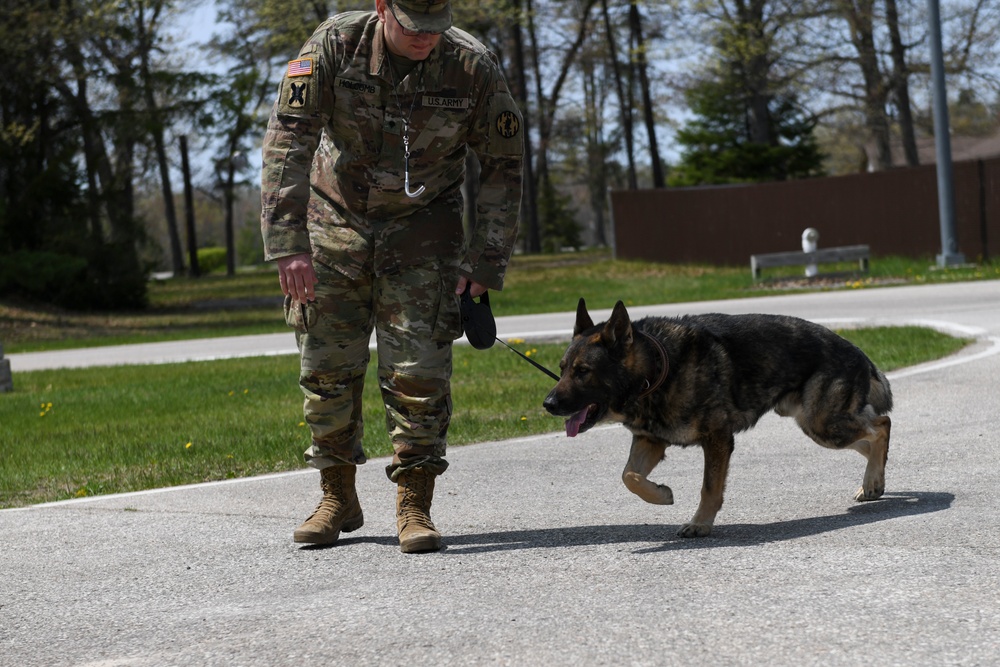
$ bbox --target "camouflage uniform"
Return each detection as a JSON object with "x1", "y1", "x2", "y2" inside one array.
[{"x1": 261, "y1": 11, "x2": 523, "y2": 481}]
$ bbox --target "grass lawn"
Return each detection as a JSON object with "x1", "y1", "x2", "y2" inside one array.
[
  {"x1": 0, "y1": 251, "x2": 986, "y2": 507},
  {"x1": 2, "y1": 250, "x2": 998, "y2": 353},
  {"x1": 0, "y1": 327, "x2": 969, "y2": 508}
]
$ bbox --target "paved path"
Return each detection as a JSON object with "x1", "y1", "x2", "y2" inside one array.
[{"x1": 3, "y1": 281, "x2": 1000, "y2": 666}]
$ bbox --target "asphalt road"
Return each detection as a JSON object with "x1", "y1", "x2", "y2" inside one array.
[{"x1": 3, "y1": 280, "x2": 1000, "y2": 666}]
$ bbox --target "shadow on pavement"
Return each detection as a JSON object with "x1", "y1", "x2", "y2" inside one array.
[{"x1": 441, "y1": 491, "x2": 954, "y2": 555}]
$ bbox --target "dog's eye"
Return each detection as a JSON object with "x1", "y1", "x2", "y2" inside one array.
[{"x1": 573, "y1": 365, "x2": 591, "y2": 378}]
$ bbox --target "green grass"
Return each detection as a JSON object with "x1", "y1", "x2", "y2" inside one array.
[
  {"x1": 0, "y1": 252, "x2": 984, "y2": 506},
  {"x1": 3, "y1": 251, "x2": 998, "y2": 353},
  {"x1": 0, "y1": 327, "x2": 969, "y2": 508}
]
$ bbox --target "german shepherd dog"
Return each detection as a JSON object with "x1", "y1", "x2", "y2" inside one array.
[{"x1": 543, "y1": 299, "x2": 893, "y2": 537}]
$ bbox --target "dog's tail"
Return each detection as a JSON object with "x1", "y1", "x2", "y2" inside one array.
[{"x1": 869, "y1": 366, "x2": 893, "y2": 415}]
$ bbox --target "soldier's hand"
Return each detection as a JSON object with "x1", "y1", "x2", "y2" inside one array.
[
  {"x1": 277, "y1": 253, "x2": 318, "y2": 304},
  {"x1": 455, "y1": 275, "x2": 487, "y2": 298}
]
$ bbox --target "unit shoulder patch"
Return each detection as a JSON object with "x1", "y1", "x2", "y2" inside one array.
[
  {"x1": 495, "y1": 110, "x2": 519, "y2": 138},
  {"x1": 487, "y1": 94, "x2": 522, "y2": 156},
  {"x1": 279, "y1": 77, "x2": 317, "y2": 115}
]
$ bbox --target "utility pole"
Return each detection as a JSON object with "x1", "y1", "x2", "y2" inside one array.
[{"x1": 927, "y1": 0, "x2": 965, "y2": 267}]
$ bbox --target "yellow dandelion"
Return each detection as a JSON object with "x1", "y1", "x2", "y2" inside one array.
[
  {"x1": 520, "y1": 416, "x2": 527, "y2": 422},
  {"x1": 228, "y1": 390, "x2": 235, "y2": 396},
  {"x1": 243, "y1": 389, "x2": 249, "y2": 394},
  {"x1": 75, "y1": 488, "x2": 88, "y2": 498},
  {"x1": 298, "y1": 421, "x2": 306, "y2": 427},
  {"x1": 46, "y1": 402, "x2": 52, "y2": 409},
  {"x1": 185, "y1": 441, "x2": 193, "y2": 449}
]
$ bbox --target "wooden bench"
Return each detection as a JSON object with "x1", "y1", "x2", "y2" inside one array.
[{"x1": 751, "y1": 244, "x2": 870, "y2": 282}]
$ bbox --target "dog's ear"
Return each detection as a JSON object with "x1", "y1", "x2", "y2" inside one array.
[
  {"x1": 603, "y1": 300, "x2": 633, "y2": 350},
  {"x1": 574, "y1": 298, "x2": 594, "y2": 336}
]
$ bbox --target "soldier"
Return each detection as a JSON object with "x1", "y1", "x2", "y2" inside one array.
[{"x1": 261, "y1": 0, "x2": 524, "y2": 553}]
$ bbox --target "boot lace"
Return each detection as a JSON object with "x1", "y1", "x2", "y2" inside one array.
[
  {"x1": 399, "y1": 476, "x2": 435, "y2": 530},
  {"x1": 306, "y1": 467, "x2": 347, "y2": 522}
]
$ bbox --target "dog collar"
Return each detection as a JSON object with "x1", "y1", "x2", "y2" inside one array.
[{"x1": 638, "y1": 330, "x2": 669, "y2": 398}]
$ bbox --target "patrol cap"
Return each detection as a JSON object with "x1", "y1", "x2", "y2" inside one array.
[{"x1": 389, "y1": 0, "x2": 453, "y2": 34}]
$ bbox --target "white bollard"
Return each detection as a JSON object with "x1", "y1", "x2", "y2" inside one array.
[{"x1": 801, "y1": 228, "x2": 819, "y2": 278}]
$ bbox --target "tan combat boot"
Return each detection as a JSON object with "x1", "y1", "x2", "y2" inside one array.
[
  {"x1": 395, "y1": 468, "x2": 441, "y2": 553},
  {"x1": 293, "y1": 465, "x2": 364, "y2": 544}
]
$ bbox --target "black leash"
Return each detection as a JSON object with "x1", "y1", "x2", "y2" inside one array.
[
  {"x1": 493, "y1": 337, "x2": 560, "y2": 382},
  {"x1": 461, "y1": 286, "x2": 560, "y2": 382}
]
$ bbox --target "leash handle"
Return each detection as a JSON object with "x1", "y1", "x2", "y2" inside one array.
[{"x1": 495, "y1": 337, "x2": 560, "y2": 382}]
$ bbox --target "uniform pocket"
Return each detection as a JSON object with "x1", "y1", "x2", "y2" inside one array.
[
  {"x1": 283, "y1": 295, "x2": 318, "y2": 334},
  {"x1": 431, "y1": 275, "x2": 463, "y2": 343}
]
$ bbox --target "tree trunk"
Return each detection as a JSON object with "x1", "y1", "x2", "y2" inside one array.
[
  {"x1": 179, "y1": 135, "x2": 200, "y2": 277},
  {"x1": 885, "y1": 0, "x2": 918, "y2": 166},
  {"x1": 527, "y1": 0, "x2": 599, "y2": 248},
  {"x1": 137, "y1": 3, "x2": 184, "y2": 275},
  {"x1": 582, "y1": 59, "x2": 608, "y2": 246},
  {"x1": 735, "y1": 0, "x2": 774, "y2": 147},
  {"x1": 839, "y1": 0, "x2": 892, "y2": 170},
  {"x1": 629, "y1": 1, "x2": 665, "y2": 188},
  {"x1": 601, "y1": 0, "x2": 637, "y2": 189},
  {"x1": 507, "y1": 0, "x2": 540, "y2": 254}
]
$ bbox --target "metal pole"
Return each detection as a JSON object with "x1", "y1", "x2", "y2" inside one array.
[{"x1": 927, "y1": 0, "x2": 965, "y2": 266}]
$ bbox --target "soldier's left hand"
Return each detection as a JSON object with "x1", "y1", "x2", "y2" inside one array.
[{"x1": 277, "y1": 253, "x2": 318, "y2": 304}]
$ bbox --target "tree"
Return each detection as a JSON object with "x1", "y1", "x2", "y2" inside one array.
[
  {"x1": 0, "y1": 2, "x2": 84, "y2": 256},
  {"x1": 832, "y1": 0, "x2": 893, "y2": 170},
  {"x1": 884, "y1": 0, "x2": 918, "y2": 166},
  {"x1": 670, "y1": 0, "x2": 824, "y2": 185},
  {"x1": 0, "y1": 0, "x2": 177, "y2": 308},
  {"x1": 600, "y1": 0, "x2": 638, "y2": 190},
  {"x1": 669, "y1": 71, "x2": 824, "y2": 185},
  {"x1": 207, "y1": 0, "x2": 284, "y2": 276},
  {"x1": 579, "y1": 38, "x2": 616, "y2": 246},
  {"x1": 810, "y1": 0, "x2": 1000, "y2": 172},
  {"x1": 628, "y1": 0, "x2": 665, "y2": 188},
  {"x1": 524, "y1": 0, "x2": 599, "y2": 252}
]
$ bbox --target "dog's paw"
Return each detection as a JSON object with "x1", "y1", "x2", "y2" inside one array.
[
  {"x1": 677, "y1": 522, "x2": 712, "y2": 538},
  {"x1": 854, "y1": 485, "x2": 885, "y2": 502},
  {"x1": 622, "y1": 472, "x2": 674, "y2": 505}
]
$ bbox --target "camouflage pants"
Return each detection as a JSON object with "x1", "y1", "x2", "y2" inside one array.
[{"x1": 287, "y1": 258, "x2": 463, "y2": 481}]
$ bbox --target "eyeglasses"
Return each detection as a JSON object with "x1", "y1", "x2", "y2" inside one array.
[{"x1": 400, "y1": 25, "x2": 441, "y2": 37}]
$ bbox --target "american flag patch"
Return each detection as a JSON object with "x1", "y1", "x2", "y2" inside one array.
[{"x1": 287, "y1": 58, "x2": 313, "y2": 77}]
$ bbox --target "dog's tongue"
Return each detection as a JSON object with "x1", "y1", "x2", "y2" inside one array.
[{"x1": 565, "y1": 407, "x2": 589, "y2": 438}]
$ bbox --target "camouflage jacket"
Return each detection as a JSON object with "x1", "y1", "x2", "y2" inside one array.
[{"x1": 261, "y1": 11, "x2": 524, "y2": 290}]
